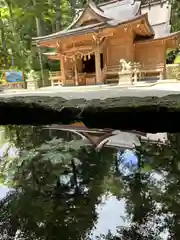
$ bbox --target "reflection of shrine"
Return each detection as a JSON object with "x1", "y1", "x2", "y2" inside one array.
[{"x1": 44, "y1": 123, "x2": 167, "y2": 150}]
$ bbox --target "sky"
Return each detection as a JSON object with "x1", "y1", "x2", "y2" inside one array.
[
  {"x1": 0, "y1": 186, "x2": 10, "y2": 200},
  {"x1": 90, "y1": 194, "x2": 127, "y2": 238}
]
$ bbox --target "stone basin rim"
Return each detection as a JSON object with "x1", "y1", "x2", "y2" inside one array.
[{"x1": 0, "y1": 95, "x2": 180, "y2": 133}]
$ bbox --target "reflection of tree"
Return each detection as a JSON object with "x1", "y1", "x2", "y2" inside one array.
[
  {"x1": 101, "y1": 133, "x2": 180, "y2": 239},
  {"x1": 4, "y1": 127, "x2": 180, "y2": 239},
  {"x1": 0, "y1": 126, "x2": 114, "y2": 240}
]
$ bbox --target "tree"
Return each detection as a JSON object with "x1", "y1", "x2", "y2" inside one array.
[
  {"x1": 0, "y1": 125, "x2": 114, "y2": 240},
  {"x1": 100, "y1": 133, "x2": 180, "y2": 239}
]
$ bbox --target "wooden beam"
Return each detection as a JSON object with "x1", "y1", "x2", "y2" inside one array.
[
  {"x1": 63, "y1": 45, "x2": 93, "y2": 53},
  {"x1": 47, "y1": 55, "x2": 61, "y2": 60},
  {"x1": 39, "y1": 40, "x2": 57, "y2": 47},
  {"x1": 60, "y1": 33, "x2": 96, "y2": 44}
]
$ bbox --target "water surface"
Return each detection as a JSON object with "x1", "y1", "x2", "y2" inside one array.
[{"x1": 0, "y1": 126, "x2": 178, "y2": 239}]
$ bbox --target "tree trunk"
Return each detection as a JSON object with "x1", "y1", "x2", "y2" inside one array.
[
  {"x1": 71, "y1": 159, "x2": 79, "y2": 194},
  {"x1": 5, "y1": 0, "x2": 15, "y2": 67},
  {"x1": 47, "y1": 0, "x2": 55, "y2": 33},
  {"x1": 32, "y1": 0, "x2": 43, "y2": 37},
  {"x1": 0, "y1": 15, "x2": 8, "y2": 68},
  {"x1": 69, "y1": 0, "x2": 76, "y2": 18},
  {"x1": 55, "y1": 0, "x2": 61, "y2": 31},
  {"x1": 32, "y1": 0, "x2": 44, "y2": 86}
]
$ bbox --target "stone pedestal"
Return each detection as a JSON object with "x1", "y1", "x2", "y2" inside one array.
[
  {"x1": 118, "y1": 72, "x2": 133, "y2": 85},
  {"x1": 26, "y1": 70, "x2": 39, "y2": 90},
  {"x1": 26, "y1": 79, "x2": 39, "y2": 90}
]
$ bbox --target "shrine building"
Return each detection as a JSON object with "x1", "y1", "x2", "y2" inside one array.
[{"x1": 32, "y1": 0, "x2": 180, "y2": 86}]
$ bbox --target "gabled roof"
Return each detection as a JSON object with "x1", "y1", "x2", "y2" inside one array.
[
  {"x1": 138, "y1": 0, "x2": 174, "y2": 42},
  {"x1": 33, "y1": 13, "x2": 153, "y2": 43},
  {"x1": 100, "y1": 0, "x2": 141, "y2": 21},
  {"x1": 135, "y1": 30, "x2": 180, "y2": 44},
  {"x1": 32, "y1": 0, "x2": 144, "y2": 42},
  {"x1": 69, "y1": 0, "x2": 141, "y2": 30},
  {"x1": 141, "y1": 1, "x2": 171, "y2": 27},
  {"x1": 152, "y1": 22, "x2": 171, "y2": 38},
  {"x1": 67, "y1": 0, "x2": 111, "y2": 30}
]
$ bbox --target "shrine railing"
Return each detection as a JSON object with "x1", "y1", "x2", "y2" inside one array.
[
  {"x1": 49, "y1": 71, "x2": 62, "y2": 86},
  {"x1": 49, "y1": 71, "x2": 61, "y2": 78},
  {"x1": 105, "y1": 62, "x2": 165, "y2": 82},
  {"x1": 106, "y1": 65, "x2": 120, "y2": 74}
]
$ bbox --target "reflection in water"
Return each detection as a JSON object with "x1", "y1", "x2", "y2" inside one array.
[
  {"x1": 117, "y1": 150, "x2": 139, "y2": 176},
  {"x1": 0, "y1": 186, "x2": 10, "y2": 199},
  {"x1": 0, "y1": 125, "x2": 179, "y2": 239},
  {"x1": 89, "y1": 194, "x2": 127, "y2": 239}
]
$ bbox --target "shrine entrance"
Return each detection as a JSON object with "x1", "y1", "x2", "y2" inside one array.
[
  {"x1": 82, "y1": 53, "x2": 104, "y2": 74},
  {"x1": 82, "y1": 55, "x2": 95, "y2": 73}
]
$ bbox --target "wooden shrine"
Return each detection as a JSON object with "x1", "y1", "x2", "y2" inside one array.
[{"x1": 33, "y1": 0, "x2": 180, "y2": 86}]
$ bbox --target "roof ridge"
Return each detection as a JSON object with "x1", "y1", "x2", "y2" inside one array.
[
  {"x1": 65, "y1": 1, "x2": 112, "y2": 31},
  {"x1": 98, "y1": 0, "x2": 119, "y2": 7},
  {"x1": 98, "y1": 0, "x2": 134, "y2": 7},
  {"x1": 89, "y1": 1, "x2": 105, "y2": 13},
  {"x1": 87, "y1": 1, "x2": 112, "y2": 19}
]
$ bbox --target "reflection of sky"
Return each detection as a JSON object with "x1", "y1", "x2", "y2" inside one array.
[
  {"x1": 0, "y1": 186, "x2": 10, "y2": 200},
  {"x1": 88, "y1": 150, "x2": 138, "y2": 237},
  {"x1": 88, "y1": 154, "x2": 169, "y2": 239},
  {"x1": 0, "y1": 141, "x2": 17, "y2": 200},
  {"x1": 90, "y1": 188, "x2": 168, "y2": 239},
  {"x1": 90, "y1": 194, "x2": 128, "y2": 238},
  {"x1": 117, "y1": 149, "x2": 138, "y2": 176},
  {"x1": 118, "y1": 149, "x2": 138, "y2": 166},
  {"x1": 0, "y1": 142, "x2": 19, "y2": 158}
]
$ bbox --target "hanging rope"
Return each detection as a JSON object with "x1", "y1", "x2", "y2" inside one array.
[{"x1": 61, "y1": 49, "x2": 96, "y2": 61}]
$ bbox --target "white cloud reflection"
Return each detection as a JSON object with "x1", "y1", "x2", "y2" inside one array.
[
  {"x1": 89, "y1": 194, "x2": 127, "y2": 239},
  {"x1": 0, "y1": 142, "x2": 19, "y2": 159},
  {"x1": 0, "y1": 185, "x2": 10, "y2": 200}
]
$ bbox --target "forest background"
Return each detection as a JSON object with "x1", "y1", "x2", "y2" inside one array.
[{"x1": 0, "y1": 0, "x2": 179, "y2": 82}]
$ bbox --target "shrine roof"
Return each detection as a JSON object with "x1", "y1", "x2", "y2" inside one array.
[
  {"x1": 67, "y1": 0, "x2": 141, "y2": 30},
  {"x1": 32, "y1": 0, "x2": 177, "y2": 45},
  {"x1": 100, "y1": 0, "x2": 141, "y2": 22},
  {"x1": 33, "y1": 14, "x2": 151, "y2": 43},
  {"x1": 136, "y1": 30, "x2": 180, "y2": 44},
  {"x1": 154, "y1": 31, "x2": 180, "y2": 41},
  {"x1": 32, "y1": 0, "x2": 143, "y2": 42},
  {"x1": 152, "y1": 22, "x2": 171, "y2": 38},
  {"x1": 135, "y1": 0, "x2": 178, "y2": 43}
]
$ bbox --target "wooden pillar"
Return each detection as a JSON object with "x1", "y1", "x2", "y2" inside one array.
[
  {"x1": 162, "y1": 39, "x2": 167, "y2": 79},
  {"x1": 74, "y1": 56, "x2": 78, "y2": 86},
  {"x1": 95, "y1": 43, "x2": 102, "y2": 84},
  {"x1": 60, "y1": 55, "x2": 66, "y2": 86}
]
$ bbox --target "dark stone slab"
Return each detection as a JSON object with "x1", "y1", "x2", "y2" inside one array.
[{"x1": 1, "y1": 95, "x2": 180, "y2": 132}]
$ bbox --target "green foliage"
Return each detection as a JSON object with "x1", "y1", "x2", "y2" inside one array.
[
  {"x1": 174, "y1": 54, "x2": 180, "y2": 64},
  {"x1": 0, "y1": 135, "x2": 85, "y2": 187},
  {"x1": 0, "y1": 0, "x2": 178, "y2": 74},
  {"x1": 0, "y1": 125, "x2": 114, "y2": 239},
  {"x1": 2, "y1": 127, "x2": 180, "y2": 239},
  {"x1": 0, "y1": 0, "x2": 73, "y2": 72},
  {"x1": 169, "y1": 0, "x2": 180, "y2": 32}
]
